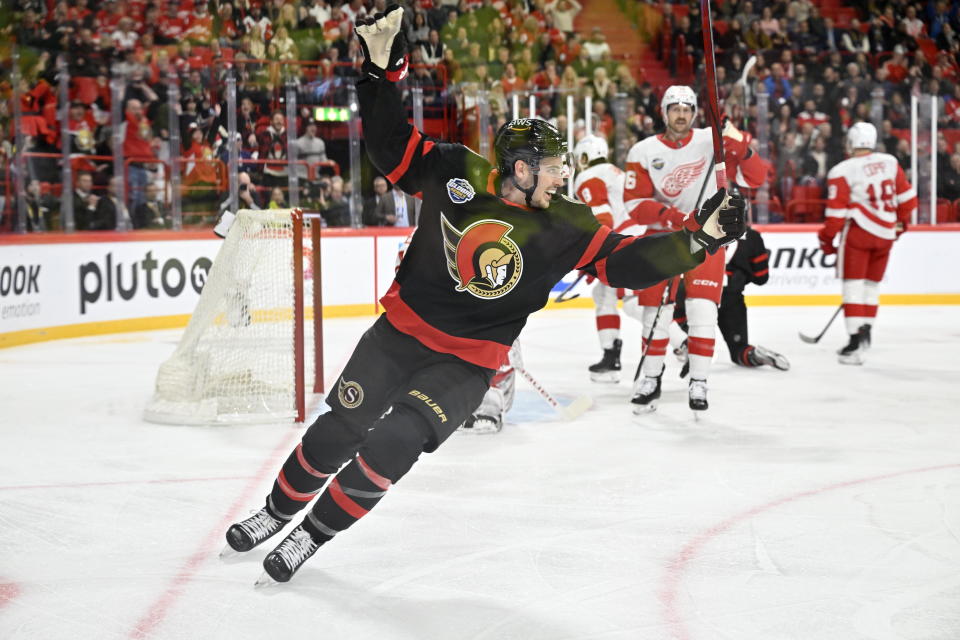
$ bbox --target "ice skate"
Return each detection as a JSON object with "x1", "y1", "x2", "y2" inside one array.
[
  {"x1": 225, "y1": 506, "x2": 288, "y2": 553},
  {"x1": 837, "y1": 331, "x2": 865, "y2": 365},
  {"x1": 631, "y1": 367, "x2": 663, "y2": 414},
  {"x1": 458, "y1": 413, "x2": 502, "y2": 434},
  {"x1": 589, "y1": 338, "x2": 622, "y2": 383},
  {"x1": 749, "y1": 345, "x2": 790, "y2": 371},
  {"x1": 857, "y1": 324, "x2": 871, "y2": 351},
  {"x1": 688, "y1": 378, "x2": 708, "y2": 412},
  {"x1": 261, "y1": 524, "x2": 321, "y2": 584}
]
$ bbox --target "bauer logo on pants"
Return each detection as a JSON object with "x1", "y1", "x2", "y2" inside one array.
[{"x1": 338, "y1": 378, "x2": 364, "y2": 409}]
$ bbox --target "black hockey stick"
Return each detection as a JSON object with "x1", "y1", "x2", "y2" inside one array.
[
  {"x1": 553, "y1": 272, "x2": 586, "y2": 303},
  {"x1": 633, "y1": 277, "x2": 675, "y2": 382},
  {"x1": 799, "y1": 304, "x2": 843, "y2": 344}
]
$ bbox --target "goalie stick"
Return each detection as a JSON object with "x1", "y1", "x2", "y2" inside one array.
[
  {"x1": 799, "y1": 304, "x2": 843, "y2": 344},
  {"x1": 515, "y1": 365, "x2": 593, "y2": 420}
]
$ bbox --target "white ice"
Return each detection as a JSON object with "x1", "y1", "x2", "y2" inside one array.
[{"x1": 1, "y1": 305, "x2": 959, "y2": 640}]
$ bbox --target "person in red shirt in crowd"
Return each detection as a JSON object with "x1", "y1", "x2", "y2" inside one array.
[
  {"x1": 501, "y1": 63, "x2": 526, "y2": 95},
  {"x1": 67, "y1": 101, "x2": 101, "y2": 174},
  {"x1": 68, "y1": 0, "x2": 93, "y2": 24},
  {"x1": 157, "y1": 3, "x2": 186, "y2": 44},
  {"x1": 796, "y1": 99, "x2": 829, "y2": 129},
  {"x1": 216, "y1": 3, "x2": 240, "y2": 43},
  {"x1": 531, "y1": 59, "x2": 561, "y2": 92},
  {"x1": 184, "y1": 1, "x2": 214, "y2": 42},
  {"x1": 883, "y1": 46, "x2": 909, "y2": 83},
  {"x1": 123, "y1": 98, "x2": 158, "y2": 214},
  {"x1": 183, "y1": 123, "x2": 221, "y2": 187}
]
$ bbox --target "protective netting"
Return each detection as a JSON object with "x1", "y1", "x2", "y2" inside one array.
[{"x1": 145, "y1": 209, "x2": 315, "y2": 424}]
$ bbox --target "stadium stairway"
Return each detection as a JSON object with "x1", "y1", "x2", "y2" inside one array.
[{"x1": 577, "y1": 0, "x2": 672, "y2": 88}]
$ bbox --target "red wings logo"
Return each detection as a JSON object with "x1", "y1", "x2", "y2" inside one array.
[
  {"x1": 440, "y1": 214, "x2": 523, "y2": 299},
  {"x1": 661, "y1": 157, "x2": 707, "y2": 198}
]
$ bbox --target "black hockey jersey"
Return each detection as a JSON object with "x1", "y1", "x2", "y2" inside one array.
[
  {"x1": 359, "y1": 78, "x2": 704, "y2": 369},
  {"x1": 724, "y1": 227, "x2": 770, "y2": 296}
]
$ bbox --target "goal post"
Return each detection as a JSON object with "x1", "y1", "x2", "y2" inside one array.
[{"x1": 144, "y1": 209, "x2": 324, "y2": 425}]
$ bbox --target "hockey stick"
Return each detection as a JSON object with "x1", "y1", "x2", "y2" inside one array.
[
  {"x1": 553, "y1": 272, "x2": 586, "y2": 303},
  {"x1": 799, "y1": 304, "x2": 843, "y2": 344},
  {"x1": 700, "y1": 0, "x2": 733, "y2": 194},
  {"x1": 515, "y1": 365, "x2": 593, "y2": 420},
  {"x1": 632, "y1": 277, "x2": 674, "y2": 382}
]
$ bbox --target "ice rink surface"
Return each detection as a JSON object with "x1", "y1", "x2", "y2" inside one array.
[{"x1": 1, "y1": 305, "x2": 959, "y2": 640}]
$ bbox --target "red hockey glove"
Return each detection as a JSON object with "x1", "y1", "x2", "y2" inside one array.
[
  {"x1": 355, "y1": 5, "x2": 409, "y2": 82},
  {"x1": 660, "y1": 205, "x2": 692, "y2": 230},
  {"x1": 722, "y1": 118, "x2": 752, "y2": 179},
  {"x1": 817, "y1": 227, "x2": 837, "y2": 255},
  {"x1": 683, "y1": 187, "x2": 746, "y2": 254},
  {"x1": 895, "y1": 220, "x2": 907, "y2": 239}
]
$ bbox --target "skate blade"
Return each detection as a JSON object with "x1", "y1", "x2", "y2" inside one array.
[
  {"x1": 589, "y1": 372, "x2": 621, "y2": 383},
  {"x1": 254, "y1": 572, "x2": 279, "y2": 588},
  {"x1": 692, "y1": 410, "x2": 706, "y2": 422},
  {"x1": 838, "y1": 356, "x2": 864, "y2": 366},
  {"x1": 220, "y1": 544, "x2": 242, "y2": 560},
  {"x1": 631, "y1": 402, "x2": 657, "y2": 416}
]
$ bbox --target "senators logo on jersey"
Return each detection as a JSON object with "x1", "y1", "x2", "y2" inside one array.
[
  {"x1": 661, "y1": 157, "x2": 707, "y2": 197},
  {"x1": 440, "y1": 214, "x2": 523, "y2": 299}
]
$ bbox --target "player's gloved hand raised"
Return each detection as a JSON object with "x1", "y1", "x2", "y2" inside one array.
[
  {"x1": 817, "y1": 227, "x2": 837, "y2": 255},
  {"x1": 355, "y1": 5, "x2": 409, "y2": 82},
  {"x1": 721, "y1": 117, "x2": 751, "y2": 177},
  {"x1": 684, "y1": 187, "x2": 746, "y2": 254}
]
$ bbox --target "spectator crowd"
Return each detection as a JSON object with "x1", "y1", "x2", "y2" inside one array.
[{"x1": 2, "y1": 0, "x2": 959, "y2": 232}]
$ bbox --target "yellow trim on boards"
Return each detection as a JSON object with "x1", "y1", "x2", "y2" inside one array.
[{"x1": 2, "y1": 296, "x2": 958, "y2": 349}]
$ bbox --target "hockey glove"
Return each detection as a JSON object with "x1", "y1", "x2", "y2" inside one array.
[
  {"x1": 355, "y1": 5, "x2": 409, "y2": 82},
  {"x1": 684, "y1": 187, "x2": 746, "y2": 254},
  {"x1": 722, "y1": 118, "x2": 752, "y2": 178},
  {"x1": 817, "y1": 227, "x2": 837, "y2": 255}
]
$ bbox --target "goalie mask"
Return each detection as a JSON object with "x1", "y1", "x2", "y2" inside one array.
[{"x1": 494, "y1": 118, "x2": 570, "y2": 207}]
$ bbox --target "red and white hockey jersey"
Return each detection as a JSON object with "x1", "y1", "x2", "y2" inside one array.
[
  {"x1": 573, "y1": 162, "x2": 640, "y2": 233},
  {"x1": 623, "y1": 128, "x2": 766, "y2": 234},
  {"x1": 824, "y1": 152, "x2": 917, "y2": 240}
]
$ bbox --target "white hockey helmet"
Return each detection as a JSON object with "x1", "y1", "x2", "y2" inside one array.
[
  {"x1": 660, "y1": 85, "x2": 698, "y2": 118},
  {"x1": 847, "y1": 122, "x2": 877, "y2": 150},
  {"x1": 573, "y1": 134, "x2": 609, "y2": 169}
]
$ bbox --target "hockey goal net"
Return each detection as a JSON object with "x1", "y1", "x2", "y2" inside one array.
[{"x1": 144, "y1": 209, "x2": 324, "y2": 425}]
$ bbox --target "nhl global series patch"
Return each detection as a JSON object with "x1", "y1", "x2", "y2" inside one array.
[{"x1": 446, "y1": 178, "x2": 475, "y2": 204}]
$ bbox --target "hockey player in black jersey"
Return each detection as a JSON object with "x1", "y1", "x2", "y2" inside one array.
[{"x1": 224, "y1": 5, "x2": 746, "y2": 585}]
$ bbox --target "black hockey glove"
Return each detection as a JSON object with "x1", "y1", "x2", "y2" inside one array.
[
  {"x1": 355, "y1": 5, "x2": 409, "y2": 82},
  {"x1": 684, "y1": 187, "x2": 746, "y2": 255}
]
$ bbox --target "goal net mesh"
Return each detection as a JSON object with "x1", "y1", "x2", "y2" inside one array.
[{"x1": 144, "y1": 209, "x2": 315, "y2": 424}]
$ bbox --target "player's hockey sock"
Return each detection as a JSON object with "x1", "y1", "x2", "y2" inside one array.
[
  {"x1": 267, "y1": 443, "x2": 333, "y2": 519},
  {"x1": 641, "y1": 337, "x2": 668, "y2": 377},
  {"x1": 687, "y1": 335, "x2": 715, "y2": 379},
  {"x1": 596, "y1": 314, "x2": 620, "y2": 349},
  {"x1": 301, "y1": 455, "x2": 392, "y2": 544}
]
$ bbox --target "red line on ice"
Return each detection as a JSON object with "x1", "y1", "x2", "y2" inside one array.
[
  {"x1": 0, "y1": 582, "x2": 21, "y2": 609},
  {"x1": 659, "y1": 462, "x2": 960, "y2": 640}
]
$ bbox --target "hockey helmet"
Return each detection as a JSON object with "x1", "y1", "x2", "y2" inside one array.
[
  {"x1": 494, "y1": 118, "x2": 569, "y2": 178},
  {"x1": 573, "y1": 134, "x2": 609, "y2": 170},
  {"x1": 660, "y1": 85, "x2": 698, "y2": 118},
  {"x1": 847, "y1": 122, "x2": 877, "y2": 151}
]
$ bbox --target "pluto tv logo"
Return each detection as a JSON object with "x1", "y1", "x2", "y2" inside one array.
[{"x1": 79, "y1": 251, "x2": 212, "y2": 314}]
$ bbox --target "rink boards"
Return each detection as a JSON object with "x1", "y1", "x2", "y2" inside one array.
[{"x1": 0, "y1": 224, "x2": 957, "y2": 348}]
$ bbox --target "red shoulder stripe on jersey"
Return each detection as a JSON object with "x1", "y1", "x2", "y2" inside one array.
[
  {"x1": 329, "y1": 478, "x2": 369, "y2": 518},
  {"x1": 575, "y1": 225, "x2": 612, "y2": 269},
  {"x1": 381, "y1": 282, "x2": 508, "y2": 370},
  {"x1": 386, "y1": 128, "x2": 422, "y2": 184}
]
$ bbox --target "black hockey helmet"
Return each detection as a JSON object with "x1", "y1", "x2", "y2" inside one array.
[{"x1": 494, "y1": 118, "x2": 568, "y2": 178}]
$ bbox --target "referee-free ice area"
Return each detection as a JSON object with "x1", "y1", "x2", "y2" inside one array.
[{"x1": 1, "y1": 305, "x2": 958, "y2": 640}]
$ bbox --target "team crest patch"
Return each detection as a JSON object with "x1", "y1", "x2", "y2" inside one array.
[
  {"x1": 446, "y1": 178, "x2": 475, "y2": 204},
  {"x1": 440, "y1": 214, "x2": 523, "y2": 299},
  {"x1": 652, "y1": 158, "x2": 665, "y2": 170},
  {"x1": 338, "y1": 378, "x2": 364, "y2": 409}
]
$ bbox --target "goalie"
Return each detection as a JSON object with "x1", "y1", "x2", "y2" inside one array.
[{"x1": 224, "y1": 5, "x2": 745, "y2": 585}]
